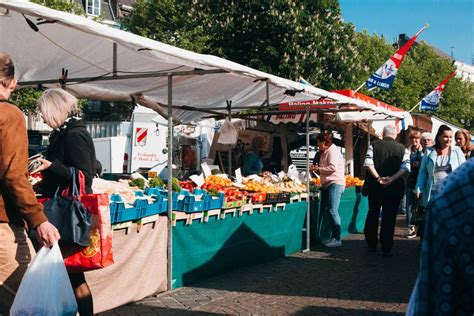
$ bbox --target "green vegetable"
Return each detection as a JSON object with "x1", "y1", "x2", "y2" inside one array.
[
  {"x1": 129, "y1": 178, "x2": 145, "y2": 190},
  {"x1": 208, "y1": 188, "x2": 219, "y2": 197},
  {"x1": 171, "y1": 177, "x2": 182, "y2": 192},
  {"x1": 211, "y1": 169, "x2": 220, "y2": 175},
  {"x1": 149, "y1": 177, "x2": 164, "y2": 188}
]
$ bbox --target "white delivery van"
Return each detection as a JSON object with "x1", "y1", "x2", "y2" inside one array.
[{"x1": 91, "y1": 105, "x2": 168, "y2": 175}]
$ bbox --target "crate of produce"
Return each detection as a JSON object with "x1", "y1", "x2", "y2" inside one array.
[
  {"x1": 144, "y1": 188, "x2": 193, "y2": 210},
  {"x1": 192, "y1": 189, "x2": 224, "y2": 211},
  {"x1": 222, "y1": 198, "x2": 246, "y2": 209},
  {"x1": 180, "y1": 195, "x2": 205, "y2": 213},
  {"x1": 222, "y1": 189, "x2": 248, "y2": 209},
  {"x1": 134, "y1": 191, "x2": 165, "y2": 217},
  {"x1": 204, "y1": 192, "x2": 225, "y2": 210},
  {"x1": 265, "y1": 193, "x2": 280, "y2": 204},
  {"x1": 110, "y1": 194, "x2": 142, "y2": 223},
  {"x1": 278, "y1": 192, "x2": 291, "y2": 203},
  {"x1": 250, "y1": 192, "x2": 266, "y2": 204},
  {"x1": 143, "y1": 195, "x2": 169, "y2": 217}
]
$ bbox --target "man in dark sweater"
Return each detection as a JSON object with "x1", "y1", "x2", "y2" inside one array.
[{"x1": 363, "y1": 125, "x2": 410, "y2": 256}]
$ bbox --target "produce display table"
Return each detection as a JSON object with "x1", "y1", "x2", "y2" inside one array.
[
  {"x1": 310, "y1": 186, "x2": 368, "y2": 243},
  {"x1": 85, "y1": 217, "x2": 168, "y2": 314},
  {"x1": 172, "y1": 201, "x2": 307, "y2": 289}
]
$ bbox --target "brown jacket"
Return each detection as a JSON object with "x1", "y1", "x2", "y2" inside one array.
[{"x1": 0, "y1": 101, "x2": 47, "y2": 229}]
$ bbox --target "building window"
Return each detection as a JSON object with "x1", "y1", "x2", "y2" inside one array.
[{"x1": 86, "y1": 0, "x2": 100, "y2": 16}]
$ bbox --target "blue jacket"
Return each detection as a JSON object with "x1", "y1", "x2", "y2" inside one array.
[
  {"x1": 242, "y1": 150, "x2": 263, "y2": 176},
  {"x1": 415, "y1": 146, "x2": 466, "y2": 206}
]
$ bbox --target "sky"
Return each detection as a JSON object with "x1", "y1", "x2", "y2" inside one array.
[{"x1": 339, "y1": 0, "x2": 473, "y2": 64}]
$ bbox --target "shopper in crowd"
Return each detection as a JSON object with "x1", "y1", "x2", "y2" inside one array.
[
  {"x1": 0, "y1": 53, "x2": 60, "y2": 314},
  {"x1": 32, "y1": 88, "x2": 96, "y2": 316},
  {"x1": 455, "y1": 128, "x2": 473, "y2": 159},
  {"x1": 242, "y1": 136, "x2": 265, "y2": 176},
  {"x1": 407, "y1": 158, "x2": 474, "y2": 316},
  {"x1": 363, "y1": 125, "x2": 410, "y2": 256},
  {"x1": 405, "y1": 130, "x2": 423, "y2": 239},
  {"x1": 310, "y1": 131, "x2": 345, "y2": 247},
  {"x1": 420, "y1": 132, "x2": 434, "y2": 152},
  {"x1": 412, "y1": 132, "x2": 434, "y2": 239},
  {"x1": 415, "y1": 125, "x2": 465, "y2": 209}
]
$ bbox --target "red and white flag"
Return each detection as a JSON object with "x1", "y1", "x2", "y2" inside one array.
[{"x1": 420, "y1": 70, "x2": 457, "y2": 111}]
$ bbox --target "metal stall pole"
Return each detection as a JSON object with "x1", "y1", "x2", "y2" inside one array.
[
  {"x1": 303, "y1": 104, "x2": 311, "y2": 252},
  {"x1": 226, "y1": 100, "x2": 232, "y2": 175},
  {"x1": 368, "y1": 121, "x2": 372, "y2": 146},
  {"x1": 167, "y1": 74, "x2": 173, "y2": 291}
]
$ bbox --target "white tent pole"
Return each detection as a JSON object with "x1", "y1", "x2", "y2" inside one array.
[
  {"x1": 304, "y1": 104, "x2": 311, "y2": 252},
  {"x1": 353, "y1": 82, "x2": 366, "y2": 94},
  {"x1": 408, "y1": 101, "x2": 421, "y2": 113},
  {"x1": 167, "y1": 74, "x2": 173, "y2": 291}
]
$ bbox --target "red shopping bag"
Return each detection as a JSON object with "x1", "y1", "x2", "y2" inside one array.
[
  {"x1": 38, "y1": 170, "x2": 114, "y2": 273},
  {"x1": 62, "y1": 192, "x2": 114, "y2": 273}
]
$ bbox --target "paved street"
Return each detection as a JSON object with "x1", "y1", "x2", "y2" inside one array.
[{"x1": 103, "y1": 216, "x2": 419, "y2": 315}]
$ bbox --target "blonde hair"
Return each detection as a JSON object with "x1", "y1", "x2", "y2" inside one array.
[
  {"x1": 455, "y1": 129, "x2": 472, "y2": 154},
  {"x1": 37, "y1": 89, "x2": 80, "y2": 129}
]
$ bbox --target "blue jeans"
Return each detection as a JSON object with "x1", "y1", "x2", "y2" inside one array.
[
  {"x1": 405, "y1": 188, "x2": 416, "y2": 228},
  {"x1": 320, "y1": 183, "x2": 345, "y2": 240}
]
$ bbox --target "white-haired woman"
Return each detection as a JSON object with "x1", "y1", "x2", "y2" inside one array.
[{"x1": 32, "y1": 88, "x2": 96, "y2": 316}]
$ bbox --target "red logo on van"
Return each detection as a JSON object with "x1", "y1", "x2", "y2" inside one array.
[{"x1": 135, "y1": 128, "x2": 148, "y2": 147}]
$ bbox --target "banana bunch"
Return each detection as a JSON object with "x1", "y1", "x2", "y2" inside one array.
[{"x1": 275, "y1": 181, "x2": 307, "y2": 193}]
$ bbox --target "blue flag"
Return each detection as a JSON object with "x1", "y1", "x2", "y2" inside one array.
[
  {"x1": 419, "y1": 70, "x2": 456, "y2": 112},
  {"x1": 420, "y1": 90, "x2": 442, "y2": 111},
  {"x1": 365, "y1": 25, "x2": 428, "y2": 91}
]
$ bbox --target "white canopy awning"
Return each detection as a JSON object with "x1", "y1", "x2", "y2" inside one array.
[{"x1": 0, "y1": 0, "x2": 407, "y2": 123}]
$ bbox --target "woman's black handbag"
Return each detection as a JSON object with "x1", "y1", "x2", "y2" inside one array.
[
  {"x1": 43, "y1": 167, "x2": 92, "y2": 247},
  {"x1": 411, "y1": 198, "x2": 425, "y2": 225}
]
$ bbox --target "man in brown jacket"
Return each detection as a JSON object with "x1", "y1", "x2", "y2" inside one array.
[{"x1": 0, "y1": 52, "x2": 60, "y2": 313}]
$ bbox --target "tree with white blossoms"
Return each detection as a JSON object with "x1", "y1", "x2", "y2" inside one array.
[{"x1": 186, "y1": 0, "x2": 363, "y2": 90}]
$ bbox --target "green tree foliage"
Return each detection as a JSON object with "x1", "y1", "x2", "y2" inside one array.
[
  {"x1": 122, "y1": 0, "x2": 207, "y2": 52},
  {"x1": 10, "y1": 88, "x2": 44, "y2": 115},
  {"x1": 187, "y1": 0, "x2": 363, "y2": 90},
  {"x1": 30, "y1": 0, "x2": 84, "y2": 15}
]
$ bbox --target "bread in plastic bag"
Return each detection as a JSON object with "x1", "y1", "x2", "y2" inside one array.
[
  {"x1": 217, "y1": 119, "x2": 238, "y2": 145},
  {"x1": 10, "y1": 244, "x2": 78, "y2": 316}
]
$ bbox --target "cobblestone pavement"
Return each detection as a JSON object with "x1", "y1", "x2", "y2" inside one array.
[{"x1": 102, "y1": 216, "x2": 420, "y2": 315}]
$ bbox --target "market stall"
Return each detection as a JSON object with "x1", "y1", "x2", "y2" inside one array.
[{"x1": 1, "y1": 2, "x2": 411, "y2": 313}]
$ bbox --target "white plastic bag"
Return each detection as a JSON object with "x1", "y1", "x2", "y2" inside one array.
[
  {"x1": 10, "y1": 244, "x2": 78, "y2": 316},
  {"x1": 217, "y1": 119, "x2": 238, "y2": 145}
]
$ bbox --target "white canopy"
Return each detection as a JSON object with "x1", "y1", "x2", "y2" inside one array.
[{"x1": 0, "y1": 0, "x2": 406, "y2": 123}]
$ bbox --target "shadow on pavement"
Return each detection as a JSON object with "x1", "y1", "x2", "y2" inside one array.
[
  {"x1": 294, "y1": 306, "x2": 405, "y2": 316},
  {"x1": 102, "y1": 305, "x2": 218, "y2": 315},
  {"x1": 190, "y1": 235, "x2": 420, "y2": 304}
]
